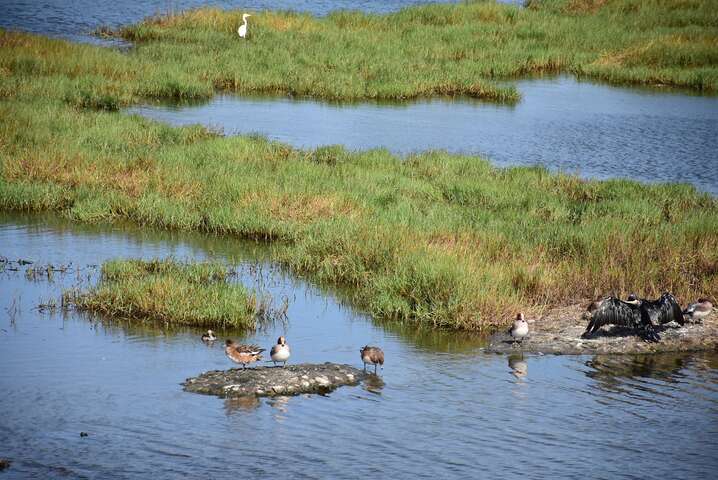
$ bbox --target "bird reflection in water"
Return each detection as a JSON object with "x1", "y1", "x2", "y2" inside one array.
[
  {"x1": 508, "y1": 354, "x2": 528, "y2": 380},
  {"x1": 224, "y1": 395, "x2": 260, "y2": 415},
  {"x1": 363, "y1": 374, "x2": 385, "y2": 394},
  {"x1": 267, "y1": 395, "x2": 291, "y2": 421},
  {"x1": 584, "y1": 353, "x2": 690, "y2": 392}
]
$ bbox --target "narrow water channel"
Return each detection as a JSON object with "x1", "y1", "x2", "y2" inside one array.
[
  {"x1": 131, "y1": 76, "x2": 718, "y2": 195},
  {"x1": 1, "y1": 212, "x2": 717, "y2": 479}
]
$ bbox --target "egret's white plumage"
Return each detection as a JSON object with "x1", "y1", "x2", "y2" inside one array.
[{"x1": 238, "y1": 13, "x2": 251, "y2": 38}]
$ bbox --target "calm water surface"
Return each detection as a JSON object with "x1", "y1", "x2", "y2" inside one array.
[
  {"x1": 132, "y1": 76, "x2": 718, "y2": 195},
  {"x1": 1, "y1": 212, "x2": 717, "y2": 479},
  {"x1": 0, "y1": 0, "x2": 519, "y2": 43}
]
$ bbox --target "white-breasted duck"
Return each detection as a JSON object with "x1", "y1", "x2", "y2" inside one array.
[
  {"x1": 683, "y1": 298, "x2": 713, "y2": 322},
  {"x1": 508, "y1": 312, "x2": 529, "y2": 345},
  {"x1": 201, "y1": 330, "x2": 216, "y2": 342},
  {"x1": 270, "y1": 336, "x2": 291, "y2": 367}
]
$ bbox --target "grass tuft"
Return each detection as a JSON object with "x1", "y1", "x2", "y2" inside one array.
[{"x1": 64, "y1": 259, "x2": 261, "y2": 329}]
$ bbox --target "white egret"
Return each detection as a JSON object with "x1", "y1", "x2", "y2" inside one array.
[{"x1": 237, "y1": 13, "x2": 251, "y2": 39}]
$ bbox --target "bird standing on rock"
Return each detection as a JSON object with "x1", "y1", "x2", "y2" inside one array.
[
  {"x1": 225, "y1": 340, "x2": 264, "y2": 369},
  {"x1": 360, "y1": 346, "x2": 384, "y2": 374},
  {"x1": 238, "y1": 13, "x2": 252, "y2": 39},
  {"x1": 683, "y1": 298, "x2": 713, "y2": 323},
  {"x1": 270, "y1": 336, "x2": 291, "y2": 367},
  {"x1": 509, "y1": 312, "x2": 529, "y2": 345}
]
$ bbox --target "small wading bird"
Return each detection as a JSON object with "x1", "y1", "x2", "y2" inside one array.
[
  {"x1": 225, "y1": 340, "x2": 264, "y2": 369},
  {"x1": 270, "y1": 336, "x2": 291, "y2": 367},
  {"x1": 201, "y1": 330, "x2": 216, "y2": 342},
  {"x1": 237, "y1": 13, "x2": 251, "y2": 39},
  {"x1": 582, "y1": 292, "x2": 683, "y2": 342},
  {"x1": 360, "y1": 346, "x2": 384, "y2": 374},
  {"x1": 683, "y1": 298, "x2": 713, "y2": 323},
  {"x1": 508, "y1": 312, "x2": 529, "y2": 345}
]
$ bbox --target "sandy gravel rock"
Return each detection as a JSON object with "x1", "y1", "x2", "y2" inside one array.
[
  {"x1": 183, "y1": 363, "x2": 366, "y2": 397},
  {"x1": 487, "y1": 303, "x2": 718, "y2": 355}
]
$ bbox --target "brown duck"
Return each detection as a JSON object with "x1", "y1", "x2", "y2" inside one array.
[
  {"x1": 225, "y1": 340, "x2": 264, "y2": 369},
  {"x1": 360, "y1": 346, "x2": 384, "y2": 374}
]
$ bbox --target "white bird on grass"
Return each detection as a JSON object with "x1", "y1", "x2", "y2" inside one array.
[{"x1": 238, "y1": 13, "x2": 252, "y2": 39}]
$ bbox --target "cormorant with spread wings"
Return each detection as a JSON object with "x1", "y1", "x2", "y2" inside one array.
[{"x1": 582, "y1": 293, "x2": 683, "y2": 342}]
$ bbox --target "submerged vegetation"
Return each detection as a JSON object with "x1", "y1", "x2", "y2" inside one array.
[
  {"x1": 65, "y1": 259, "x2": 260, "y2": 328},
  {"x1": 0, "y1": 1, "x2": 717, "y2": 330}
]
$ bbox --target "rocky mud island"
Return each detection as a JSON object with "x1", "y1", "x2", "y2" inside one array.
[{"x1": 183, "y1": 363, "x2": 366, "y2": 398}]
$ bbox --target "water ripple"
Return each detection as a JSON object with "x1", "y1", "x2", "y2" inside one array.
[{"x1": 1, "y1": 213, "x2": 717, "y2": 478}]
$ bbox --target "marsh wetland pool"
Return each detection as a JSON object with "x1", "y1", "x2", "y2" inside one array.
[
  {"x1": 1, "y1": 212, "x2": 717, "y2": 479},
  {"x1": 132, "y1": 76, "x2": 718, "y2": 196},
  {"x1": 2, "y1": 0, "x2": 718, "y2": 477}
]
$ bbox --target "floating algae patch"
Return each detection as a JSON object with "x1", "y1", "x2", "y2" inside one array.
[
  {"x1": 183, "y1": 363, "x2": 366, "y2": 398},
  {"x1": 64, "y1": 258, "x2": 278, "y2": 329}
]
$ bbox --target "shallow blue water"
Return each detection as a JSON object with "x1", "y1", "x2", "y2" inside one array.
[
  {"x1": 132, "y1": 76, "x2": 718, "y2": 195},
  {"x1": 1, "y1": 212, "x2": 717, "y2": 479}
]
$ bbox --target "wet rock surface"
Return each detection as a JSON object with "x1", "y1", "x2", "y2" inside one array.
[
  {"x1": 183, "y1": 363, "x2": 367, "y2": 397},
  {"x1": 487, "y1": 303, "x2": 718, "y2": 355}
]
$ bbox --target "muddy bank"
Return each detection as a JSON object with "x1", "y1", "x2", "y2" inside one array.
[
  {"x1": 487, "y1": 304, "x2": 718, "y2": 355},
  {"x1": 183, "y1": 363, "x2": 366, "y2": 397}
]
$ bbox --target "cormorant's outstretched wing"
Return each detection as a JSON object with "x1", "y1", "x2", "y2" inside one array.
[
  {"x1": 640, "y1": 293, "x2": 684, "y2": 326},
  {"x1": 582, "y1": 297, "x2": 660, "y2": 342}
]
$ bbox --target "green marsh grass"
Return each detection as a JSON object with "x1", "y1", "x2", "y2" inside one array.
[
  {"x1": 1, "y1": 0, "x2": 717, "y2": 330},
  {"x1": 2, "y1": 97, "x2": 716, "y2": 330},
  {"x1": 65, "y1": 259, "x2": 260, "y2": 328},
  {"x1": 2, "y1": 0, "x2": 717, "y2": 107},
  {"x1": 110, "y1": 0, "x2": 717, "y2": 99}
]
